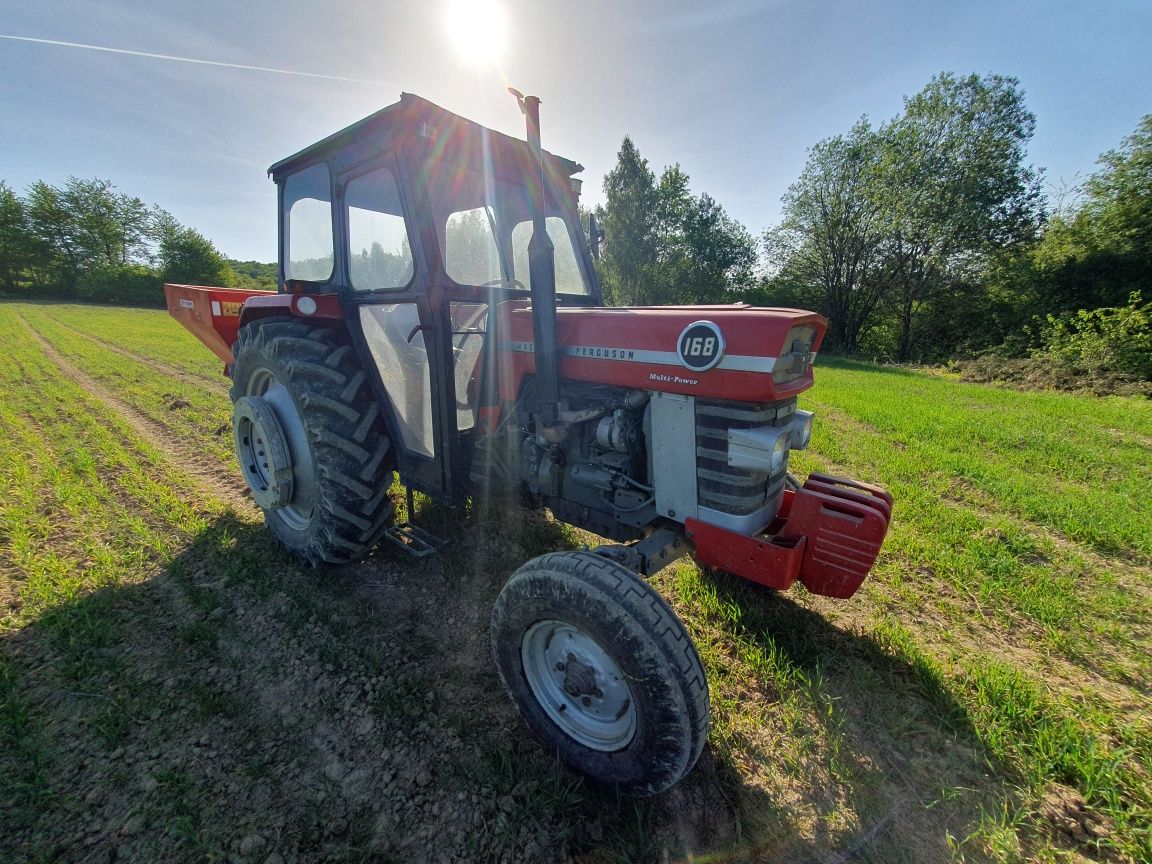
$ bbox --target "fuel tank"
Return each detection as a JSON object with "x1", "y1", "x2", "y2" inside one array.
[{"x1": 498, "y1": 302, "x2": 826, "y2": 403}]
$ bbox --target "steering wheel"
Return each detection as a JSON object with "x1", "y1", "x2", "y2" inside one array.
[{"x1": 480, "y1": 277, "x2": 527, "y2": 292}]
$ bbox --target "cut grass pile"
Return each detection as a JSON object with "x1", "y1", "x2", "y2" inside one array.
[{"x1": 1, "y1": 301, "x2": 1149, "y2": 863}]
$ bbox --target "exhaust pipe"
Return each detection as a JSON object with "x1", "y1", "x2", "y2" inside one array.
[{"x1": 509, "y1": 88, "x2": 559, "y2": 427}]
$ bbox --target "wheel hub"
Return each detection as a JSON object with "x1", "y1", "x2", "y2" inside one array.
[
  {"x1": 561, "y1": 656, "x2": 600, "y2": 698},
  {"x1": 521, "y1": 620, "x2": 636, "y2": 752},
  {"x1": 232, "y1": 395, "x2": 294, "y2": 510}
]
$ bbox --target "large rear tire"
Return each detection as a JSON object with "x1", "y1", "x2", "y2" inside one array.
[
  {"x1": 491, "y1": 551, "x2": 709, "y2": 796},
  {"x1": 230, "y1": 317, "x2": 395, "y2": 566}
]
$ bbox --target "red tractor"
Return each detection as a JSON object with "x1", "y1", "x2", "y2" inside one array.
[{"x1": 167, "y1": 91, "x2": 891, "y2": 795}]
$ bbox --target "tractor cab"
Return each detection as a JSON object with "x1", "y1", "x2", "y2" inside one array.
[{"x1": 266, "y1": 93, "x2": 597, "y2": 501}]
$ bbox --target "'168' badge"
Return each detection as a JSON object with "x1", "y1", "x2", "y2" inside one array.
[{"x1": 676, "y1": 321, "x2": 725, "y2": 372}]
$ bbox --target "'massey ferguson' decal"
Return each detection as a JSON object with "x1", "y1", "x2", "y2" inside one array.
[
  {"x1": 503, "y1": 341, "x2": 778, "y2": 373},
  {"x1": 677, "y1": 320, "x2": 725, "y2": 372}
]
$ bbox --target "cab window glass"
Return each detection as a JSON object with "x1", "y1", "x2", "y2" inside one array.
[
  {"x1": 445, "y1": 206, "x2": 502, "y2": 286},
  {"x1": 359, "y1": 304, "x2": 433, "y2": 457},
  {"x1": 512, "y1": 217, "x2": 588, "y2": 295},
  {"x1": 346, "y1": 165, "x2": 413, "y2": 291},
  {"x1": 284, "y1": 163, "x2": 333, "y2": 282}
]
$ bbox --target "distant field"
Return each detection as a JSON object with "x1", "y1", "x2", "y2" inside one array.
[{"x1": 2, "y1": 300, "x2": 1149, "y2": 863}]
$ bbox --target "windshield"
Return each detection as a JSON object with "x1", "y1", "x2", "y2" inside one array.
[{"x1": 422, "y1": 161, "x2": 591, "y2": 295}]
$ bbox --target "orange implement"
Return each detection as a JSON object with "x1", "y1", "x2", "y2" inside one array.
[{"x1": 163, "y1": 283, "x2": 267, "y2": 364}]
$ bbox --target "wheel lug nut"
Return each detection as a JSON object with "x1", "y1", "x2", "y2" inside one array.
[
  {"x1": 555, "y1": 662, "x2": 565, "y2": 672},
  {"x1": 581, "y1": 696, "x2": 591, "y2": 707}
]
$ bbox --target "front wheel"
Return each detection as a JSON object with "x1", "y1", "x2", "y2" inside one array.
[{"x1": 491, "y1": 552, "x2": 709, "y2": 796}]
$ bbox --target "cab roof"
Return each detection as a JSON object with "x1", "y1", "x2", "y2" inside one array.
[{"x1": 267, "y1": 92, "x2": 584, "y2": 183}]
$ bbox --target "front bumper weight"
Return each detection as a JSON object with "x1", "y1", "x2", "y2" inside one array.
[{"x1": 686, "y1": 472, "x2": 892, "y2": 599}]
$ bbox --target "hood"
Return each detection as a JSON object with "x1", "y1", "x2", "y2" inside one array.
[{"x1": 498, "y1": 303, "x2": 826, "y2": 403}]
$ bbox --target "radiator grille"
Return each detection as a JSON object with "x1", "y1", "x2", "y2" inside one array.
[{"x1": 695, "y1": 398, "x2": 795, "y2": 516}]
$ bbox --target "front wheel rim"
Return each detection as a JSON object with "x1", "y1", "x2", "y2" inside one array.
[{"x1": 521, "y1": 619, "x2": 636, "y2": 752}]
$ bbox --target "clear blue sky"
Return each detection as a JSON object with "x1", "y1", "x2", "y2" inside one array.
[{"x1": 1, "y1": 0, "x2": 1149, "y2": 262}]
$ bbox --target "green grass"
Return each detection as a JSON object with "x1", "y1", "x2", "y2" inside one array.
[
  {"x1": 794, "y1": 361, "x2": 1151, "y2": 674},
  {"x1": 17, "y1": 305, "x2": 234, "y2": 463},
  {"x1": 31, "y1": 302, "x2": 231, "y2": 382},
  {"x1": 0, "y1": 305, "x2": 225, "y2": 850},
  {"x1": 1, "y1": 300, "x2": 1149, "y2": 863}
]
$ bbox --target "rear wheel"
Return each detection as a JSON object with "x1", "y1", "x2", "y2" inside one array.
[
  {"x1": 491, "y1": 551, "x2": 709, "y2": 796},
  {"x1": 229, "y1": 317, "x2": 395, "y2": 565}
]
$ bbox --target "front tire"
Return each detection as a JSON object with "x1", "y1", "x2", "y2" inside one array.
[
  {"x1": 230, "y1": 317, "x2": 395, "y2": 566},
  {"x1": 491, "y1": 552, "x2": 709, "y2": 796}
]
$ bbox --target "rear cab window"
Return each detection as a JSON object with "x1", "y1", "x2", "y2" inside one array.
[{"x1": 283, "y1": 163, "x2": 334, "y2": 283}]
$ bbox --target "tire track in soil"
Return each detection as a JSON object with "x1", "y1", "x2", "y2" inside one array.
[
  {"x1": 34, "y1": 309, "x2": 229, "y2": 393},
  {"x1": 17, "y1": 313, "x2": 252, "y2": 513}
]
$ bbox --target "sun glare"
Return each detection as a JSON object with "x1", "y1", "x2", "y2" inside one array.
[{"x1": 443, "y1": 0, "x2": 509, "y2": 66}]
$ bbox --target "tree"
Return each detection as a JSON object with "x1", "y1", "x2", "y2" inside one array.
[
  {"x1": 22, "y1": 177, "x2": 160, "y2": 292},
  {"x1": 990, "y1": 113, "x2": 1152, "y2": 340},
  {"x1": 0, "y1": 182, "x2": 35, "y2": 292},
  {"x1": 598, "y1": 137, "x2": 659, "y2": 305},
  {"x1": 3, "y1": 175, "x2": 243, "y2": 303},
  {"x1": 60, "y1": 177, "x2": 153, "y2": 267},
  {"x1": 157, "y1": 216, "x2": 236, "y2": 287},
  {"x1": 764, "y1": 119, "x2": 888, "y2": 353},
  {"x1": 651, "y1": 164, "x2": 757, "y2": 304},
  {"x1": 599, "y1": 141, "x2": 756, "y2": 306},
  {"x1": 877, "y1": 73, "x2": 1043, "y2": 360},
  {"x1": 1085, "y1": 114, "x2": 1152, "y2": 260},
  {"x1": 24, "y1": 180, "x2": 83, "y2": 290},
  {"x1": 229, "y1": 259, "x2": 278, "y2": 291}
]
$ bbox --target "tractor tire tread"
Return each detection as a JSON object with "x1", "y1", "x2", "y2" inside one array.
[
  {"x1": 230, "y1": 316, "x2": 394, "y2": 566},
  {"x1": 491, "y1": 551, "x2": 709, "y2": 796}
]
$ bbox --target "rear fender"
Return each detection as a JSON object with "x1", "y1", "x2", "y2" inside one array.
[
  {"x1": 164, "y1": 283, "x2": 344, "y2": 366},
  {"x1": 238, "y1": 293, "x2": 344, "y2": 331}
]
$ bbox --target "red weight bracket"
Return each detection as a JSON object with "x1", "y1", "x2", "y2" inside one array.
[{"x1": 687, "y1": 473, "x2": 891, "y2": 600}]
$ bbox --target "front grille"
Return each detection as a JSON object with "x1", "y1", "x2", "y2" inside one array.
[{"x1": 695, "y1": 398, "x2": 795, "y2": 516}]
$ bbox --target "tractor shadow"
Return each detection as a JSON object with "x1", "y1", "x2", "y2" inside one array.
[
  {"x1": 3, "y1": 502, "x2": 1026, "y2": 864},
  {"x1": 372, "y1": 492, "x2": 1023, "y2": 862}
]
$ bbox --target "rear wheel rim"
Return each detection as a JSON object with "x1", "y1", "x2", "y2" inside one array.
[
  {"x1": 521, "y1": 619, "x2": 636, "y2": 752},
  {"x1": 243, "y1": 368, "x2": 317, "y2": 531}
]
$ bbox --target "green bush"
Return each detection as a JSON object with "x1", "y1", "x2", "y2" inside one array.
[
  {"x1": 75, "y1": 264, "x2": 165, "y2": 307},
  {"x1": 1032, "y1": 292, "x2": 1152, "y2": 380}
]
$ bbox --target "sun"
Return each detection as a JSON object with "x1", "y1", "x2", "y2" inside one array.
[{"x1": 443, "y1": 0, "x2": 509, "y2": 66}]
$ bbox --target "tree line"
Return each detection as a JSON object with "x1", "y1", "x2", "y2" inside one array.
[
  {"x1": 594, "y1": 72, "x2": 1151, "y2": 385},
  {"x1": 0, "y1": 177, "x2": 275, "y2": 305}
]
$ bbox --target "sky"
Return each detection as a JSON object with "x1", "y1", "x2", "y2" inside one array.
[{"x1": 1, "y1": 0, "x2": 1149, "y2": 262}]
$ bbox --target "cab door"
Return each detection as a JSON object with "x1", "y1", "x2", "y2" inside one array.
[{"x1": 336, "y1": 155, "x2": 461, "y2": 501}]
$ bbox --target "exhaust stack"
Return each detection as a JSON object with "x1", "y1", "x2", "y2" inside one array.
[{"x1": 509, "y1": 88, "x2": 559, "y2": 427}]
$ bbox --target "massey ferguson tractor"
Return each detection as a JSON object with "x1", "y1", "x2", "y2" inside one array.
[{"x1": 166, "y1": 91, "x2": 891, "y2": 796}]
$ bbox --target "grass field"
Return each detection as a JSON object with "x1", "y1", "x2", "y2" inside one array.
[{"x1": 1, "y1": 300, "x2": 1149, "y2": 863}]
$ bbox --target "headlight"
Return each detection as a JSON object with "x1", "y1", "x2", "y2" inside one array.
[
  {"x1": 790, "y1": 410, "x2": 814, "y2": 450},
  {"x1": 727, "y1": 425, "x2": 791, "y2": 473},
  {"x1": 770, "y1": 431, "x2": 789, "y2": 472}
]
